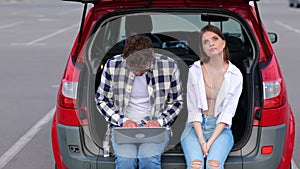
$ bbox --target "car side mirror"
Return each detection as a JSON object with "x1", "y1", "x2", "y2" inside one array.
[{"x1": 268, "y1": 32, "x2": 278, "y2": 44}]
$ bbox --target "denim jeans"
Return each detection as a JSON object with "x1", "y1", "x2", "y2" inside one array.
[
  {"x1": 111, "y1": 127, "x2": 170, "y2": 169},
  {"x1": 180, "y1": 115, "x2": 234, "y2": 169}
]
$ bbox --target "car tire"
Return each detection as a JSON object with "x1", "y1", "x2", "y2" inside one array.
[
  {"x1": 296, "y1": 3, "x2": 300, "y2": 8},
  {"x1": 290, "y1": 3, "x2": 294, "y2": 7}
]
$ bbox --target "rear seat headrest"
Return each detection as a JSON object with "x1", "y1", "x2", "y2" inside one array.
[
  {"x1": 125, "y1": 15, "x2": 153, "y2": 36},
  {"x1": 225, "y1": 35, "x2": 244, "y2": 52}
]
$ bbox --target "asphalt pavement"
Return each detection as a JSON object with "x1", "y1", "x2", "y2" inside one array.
[
  {"x1": 0, "y1": 0, "x2": 82, "y2": 168},
  {"x1": 0, "y1": 0, "x2": 299, "y2": 168}
]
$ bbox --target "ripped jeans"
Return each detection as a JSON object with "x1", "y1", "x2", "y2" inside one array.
[{"x1": 180, "y1": 115, "x2": 234, "y2": 169}]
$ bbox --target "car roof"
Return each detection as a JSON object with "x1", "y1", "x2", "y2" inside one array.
[{"x1": 63, "y1": 0, "x2": 256, "y2": 6}]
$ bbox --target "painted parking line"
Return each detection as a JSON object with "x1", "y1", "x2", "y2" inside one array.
[
  {"x1": 275, "y1": 20, "x2": 300, "y2": 35},
  {"x1": 11, "y1": 23, "x2": 79, "y2": 46},
  {"x1": 0, "y1": 21, "x2": 23, "y2": 30},
  {"x1": 0, "y1": 107, "x2": 55, "y2": 169},
  {"x1": 293, "y1": 159, "x2": 299, "y2": 169},
  {"x1": 289, "y1": 8, "x2": 300, "y2": 12}
]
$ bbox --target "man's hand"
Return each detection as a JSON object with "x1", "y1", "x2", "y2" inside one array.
[
  {"x1": 123, "y1": 120, "x2": 138, "y2": 128},
  {"x1": 144, "y1": 121, "x2": 161, "y2": 127}
]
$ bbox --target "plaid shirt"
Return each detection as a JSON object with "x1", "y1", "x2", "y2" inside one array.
[{"x1": 95, "y1": 54, "x2": 183, "y2": 157}]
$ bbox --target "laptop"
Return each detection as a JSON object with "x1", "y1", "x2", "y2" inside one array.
[{"x1": 114, "y1": 127, "x2": 166, "y2": 144}]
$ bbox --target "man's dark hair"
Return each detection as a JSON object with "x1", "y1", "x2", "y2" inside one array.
[{"x1": 123, "y1": 35, "x2": 154, "y2": 71}]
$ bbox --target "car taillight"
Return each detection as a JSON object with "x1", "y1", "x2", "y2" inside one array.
[
  {"x1": 62, "y1": 81, "x2": 78, "y2": 99},
  {"x1": 261, "y1": 55, "x2": 286, "y2": 109},
  {"x1": 263, "y1": 81, "x2": 280, "y2": 99},
  {"x1": 57, "y1": 57, "x2": 80, "y2": 109},
  {"x1": 58, "y1": 80, "x2": 78, "y2": 109},
  {"x1": 56, "y1": 57, "x2": 82, "y2": 126}
]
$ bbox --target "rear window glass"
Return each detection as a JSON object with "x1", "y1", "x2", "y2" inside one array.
[
  {"x1": 86, "y1": 12, "x2": 255, "y2": 150},
  {"x1": 88, "y1": 13, "x2": 246, "y2": 60}
]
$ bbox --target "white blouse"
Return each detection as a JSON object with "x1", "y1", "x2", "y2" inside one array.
[{"x1": 187, "y1": 61, "x2": 243, "y2": 128}]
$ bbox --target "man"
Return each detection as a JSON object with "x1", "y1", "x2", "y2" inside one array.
[{"x1": 95, "y1": 35, "x2": 183, "y2": 169}]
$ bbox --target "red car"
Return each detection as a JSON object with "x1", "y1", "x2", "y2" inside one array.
[{"x1": 51, "y1": 0, "x2": 295, "y2": 168}]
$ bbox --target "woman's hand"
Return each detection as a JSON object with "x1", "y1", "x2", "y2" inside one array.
[
  {"x1": 200, "y1": 139, "x2": 214, "y2": 157},
  {"x1": 201, "y1": 123, "x2": 227, "y2": 156},
  {"x1": 200, "y1": 142, "x2": 208, "y2": 157}
]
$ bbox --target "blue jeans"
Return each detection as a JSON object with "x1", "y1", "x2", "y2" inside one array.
[
  {"x1": 180, "y1": 115, "x2": 234, "y2": 169},
  {"x1": 111, "y1": 127, "x2": 170, "y2": 169}
]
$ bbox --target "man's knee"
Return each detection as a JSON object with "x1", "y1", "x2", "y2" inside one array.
[
  {"x1": 208, "y1": 160, "x2": 220, "y2": 169},
  {"x1": 115, "y1": 156, "x2": 137, "y2": 169},
  {"x1": 190, "y1": 159, "x2": 203, "y2": 169}
]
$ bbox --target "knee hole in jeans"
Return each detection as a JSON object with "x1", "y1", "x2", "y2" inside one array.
[
  {"x1": 208, "y1": 160, "x2": 220, "y2": 169},
  {"x1": 190, "y1": 159, "x2": 203, "y2": 169}
]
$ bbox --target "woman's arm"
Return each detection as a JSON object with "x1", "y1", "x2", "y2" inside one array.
[
  {"x1": 205, "y1": 122, "x2": 227, "y2": 154},
  {"x1": 193, "y1": 122, "x2": 205, "y2": 143},
  {"x1": 193, "y1": 121, "x2": 208, "y2": 156}
]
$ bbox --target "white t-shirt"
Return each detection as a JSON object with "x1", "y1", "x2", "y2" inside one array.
[{"x1": 125, "y1": 74, "x2": 151, "y2": 123}]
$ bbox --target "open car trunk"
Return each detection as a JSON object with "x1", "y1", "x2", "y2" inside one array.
[{"x1": 79, "y1": 8, "x2": 258, "y2": 158}]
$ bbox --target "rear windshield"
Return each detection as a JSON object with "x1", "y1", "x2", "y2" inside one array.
[{"x1": 87, "y1": 12, "x2": 249, "y2": 66}]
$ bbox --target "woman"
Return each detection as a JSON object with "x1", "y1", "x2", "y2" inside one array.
[{"x1": 180, "y1": 25, "x2": 243, "y2": 169}]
